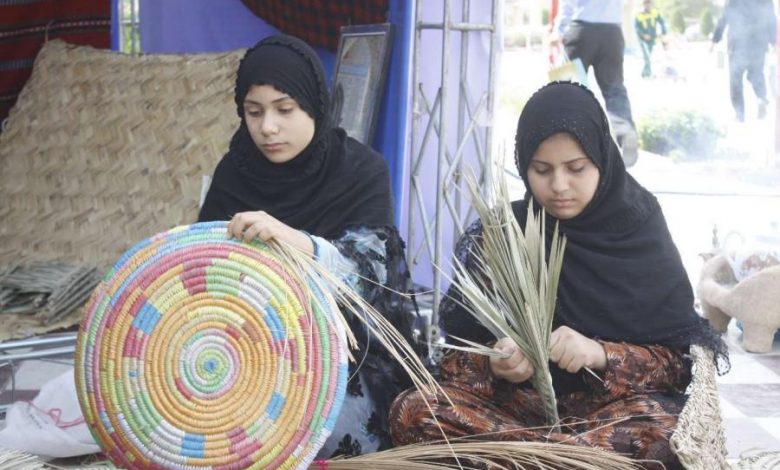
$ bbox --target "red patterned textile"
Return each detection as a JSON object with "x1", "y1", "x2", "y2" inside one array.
[
  {"x1": 0, "y1": 0, "x2": 110, "y2": 126},
  {"x1": 390, "y1": 343, "x2": 692, "y2": 470},
  {"x1": 240, "y1": 0, "x2": 388, "y2": 51}
]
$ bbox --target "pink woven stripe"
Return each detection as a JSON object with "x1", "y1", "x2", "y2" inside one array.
[
  {"x1": 175, "y1": 377, "x2": 193, "y2": 400},
  {"x1": 181, "y1": 265, "x2": 207, "y2": 296},
  {"x1": 122, "y1": 329, "x2": 141, "y2": 358},
  {"x1": 226, "y1": 426, "x2": 247, "y2": 444}
]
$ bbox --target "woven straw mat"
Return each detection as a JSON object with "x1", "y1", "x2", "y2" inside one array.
[
  {"x1": 76, "y1": 222, "x2": 348, "y2": 470},
  {"x1": 0, "y1": 39, "x2": 242, "y2": 270},
  {"x1": 670, "y1": 345, "x2": 729, "y2": 469}
]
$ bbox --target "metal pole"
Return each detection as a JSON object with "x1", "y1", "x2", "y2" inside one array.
[
  {"x1": 428, "y1": 0, "x2": 452, "y2": 356},
  {"x1": 407, "y1": 0, "x2": 424, "y2": 274},
  {"x1": 0, "y1": 346, "x2": 75, "y2": 363},
  {"x1": 454, "y1": 0, "x2": 470, "y2": 244},
  {"x1": 0, "y1": 333, "x2": 77, "y2": 352},
  {"x1": 485, "y1": 0, "x2": 501, "y2": 186},
  {"x1": 418, "y1": 22, "x2": 494, "y2": 31}
]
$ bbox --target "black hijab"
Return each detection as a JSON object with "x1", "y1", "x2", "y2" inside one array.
[
  {"x1": 513, "y1": 82, "x2": 724, "y2": 361},
  {"x1": 198, "y1": 34, "x2": 394, "y2": 239}
]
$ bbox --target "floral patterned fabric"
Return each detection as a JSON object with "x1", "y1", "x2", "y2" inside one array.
[
  {"x1": 390, "y1": 342, "x2": 691, "y2": 470},
  {"x1": 314, "y1": 225, "x2": 419, "y2": 458}
]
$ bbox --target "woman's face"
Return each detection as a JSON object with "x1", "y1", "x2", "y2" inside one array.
[
  {"x1": 243, "y1": 84, "x2": 315, "y2": 163},
  {"x1": 527, "y1": 132, "x2": 600, "y2": 220}
]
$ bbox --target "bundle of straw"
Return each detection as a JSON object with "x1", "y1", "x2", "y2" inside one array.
[
  {"x1": 448, "y1": 171, "x2": 566, "y2": 428},
  {"x1": 273, "y1": 239, "x2": 442, "y2": 399},
  {"x1": 322, "y1": 440, "x2": 645, "y2": 469},
  {"x1": 0, "y1": 447, "x2": 46, "y2": 469}
]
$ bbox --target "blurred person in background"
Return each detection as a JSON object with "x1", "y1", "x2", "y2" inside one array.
[
  {"x1": 712, "y1": 0, "x2": 777, "y2": 122},
  {"x1": 635, "y1": 0, "x2": 667, "y2": 78},
  {"x1": 550, "y1": 0, "x2": 639, "y2": 167}
]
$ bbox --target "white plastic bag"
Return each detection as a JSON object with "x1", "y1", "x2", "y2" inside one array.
[{"x1": 0, "y1": 369, "x2": 99, "y2": 458}]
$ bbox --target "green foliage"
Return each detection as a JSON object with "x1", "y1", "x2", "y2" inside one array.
[
  {"x1": 671, "y1": 10, "x2": 687, "y2": 34},
  {"x1": 122, "y1": 28, "x2": 141, "y2": 54},
  {"x1": 656, "y1": 0, "x2": 712, "y2": 18},
  {"x1": 542, "y1": 8, "x2": 550, "y2": 26},
  {"x1": 700, "y1": 9, "x2": 715, "y2": 38},
  {"x1": 638, "y1": 108, "x2": 722, "y2": 161}
]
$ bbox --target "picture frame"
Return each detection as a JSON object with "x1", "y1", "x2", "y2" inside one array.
[{"x1": 332, "y1": 23, "x2": 393, "y2": 146}]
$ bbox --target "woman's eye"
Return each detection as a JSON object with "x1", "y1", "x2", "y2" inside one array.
[
  {"x1": 279, "y1": 107, "x2": 294, "y2": 114},
  {"x1": 246, "y1": 110, "x2": 261, "y2": 117},
  {"x1": 569, "y1": 166, "x2": 585, "y2": 173},
  {"x1": 532, "y1": 167, "x2": 550, "y2": 175}
]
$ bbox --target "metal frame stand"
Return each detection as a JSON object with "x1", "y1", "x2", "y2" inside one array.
[
  {"x1": 0, "y1": 332, "x2": 76, "y2": 414},
  {"x1": 407, "y1": 0, "x2": 501, "y2": 361}
]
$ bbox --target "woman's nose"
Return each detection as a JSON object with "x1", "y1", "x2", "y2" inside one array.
[
  {"x1": 551, "y1": 171, "x2": 568, "y2": 192},
  {"x1": 260, "y1": 116, "x2": 279, "y2": 135}
]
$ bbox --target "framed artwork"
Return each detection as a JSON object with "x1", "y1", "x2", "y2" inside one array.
[{"x1": 332, "y1": 23, "x2": 393, "y2": 145}]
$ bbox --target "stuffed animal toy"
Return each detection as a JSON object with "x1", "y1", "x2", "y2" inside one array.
[{"x1": 697, "y1": 251, "x2": 780, "y2": 353}]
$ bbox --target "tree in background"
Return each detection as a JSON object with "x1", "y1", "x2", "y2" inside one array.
[
  {"x1": 700, "y1": 8, "x2": 715, "y2": 38},
  {"x1": 654, "y1": 0, "x2": 720, "y2": 37},
  {"x1": 671, "y1": 10, "x2": 687, "y2": 34},
  {"x1": 656, "y1": 0, "x2": 712, "y2": 18}
]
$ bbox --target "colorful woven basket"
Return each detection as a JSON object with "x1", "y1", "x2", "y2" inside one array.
[{"x1": 75, "y1": 222, "x2": 348, "y2": 470}]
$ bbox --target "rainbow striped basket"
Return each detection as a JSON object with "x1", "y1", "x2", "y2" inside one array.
[{"x1": 75, "y1": 222, "x2": 348, "y2": 470}]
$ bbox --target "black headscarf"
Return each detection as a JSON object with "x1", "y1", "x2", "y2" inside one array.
[
  {"x1": 513, "y1": 82, "x2": 725, "y2": 364},
  {"x1": 198, "y1": 34, "x2": 394, "y2": 239}
]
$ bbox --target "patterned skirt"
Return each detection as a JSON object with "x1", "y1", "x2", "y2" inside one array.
[{"x1": 389, "y1": 348, "x2": 688, "y2": 470}]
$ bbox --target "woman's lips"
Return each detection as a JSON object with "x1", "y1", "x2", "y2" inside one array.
[
  {"x1": 262, "y1": 143, "x2": 285, "y2": 152},
  {"x1": 551, "y1": 199, "x2": 574, "y2": 209}
]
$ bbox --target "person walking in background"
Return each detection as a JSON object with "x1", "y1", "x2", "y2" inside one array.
[
  {"x1": 712, "y1": 0, "x2": 777, "y2": 122},
  {"x1": 551, "y1": 0, "x2": 639, "y2": 167},
  {"x1": 635, "y1": 0, "x2": 667, "y2": 78}
]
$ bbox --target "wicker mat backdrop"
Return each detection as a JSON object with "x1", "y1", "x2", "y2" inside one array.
[{"x1": 0, "y1": 40, "x2": 243, "y2": 337}]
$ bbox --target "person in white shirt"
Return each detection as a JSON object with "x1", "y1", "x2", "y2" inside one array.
[{"x1": 551, "y1": 0, "x2": 639, "y2": 167}]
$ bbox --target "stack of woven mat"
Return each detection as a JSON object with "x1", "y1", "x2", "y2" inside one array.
[{"x1": 0, "y1": 40, "x2": 243, "y2": 338}]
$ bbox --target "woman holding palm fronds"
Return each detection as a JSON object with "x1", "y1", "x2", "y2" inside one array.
[
  {"x1": 198, "y1": 34, "x2": 417, "y2": 458},
  {"x1": 389, "y1": 82, "x2": 727, "y2": 469}
]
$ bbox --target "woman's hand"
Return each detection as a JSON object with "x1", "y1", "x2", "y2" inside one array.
[
  {"x1": 549, "y1": 326, "x2": 607, "y2": 373},
  {"x1": 489, "y1": 337, "x2": 534, "y2": 383},
  {"x1": 227, "y1": 211, "x2": 314, "y2": 256}
]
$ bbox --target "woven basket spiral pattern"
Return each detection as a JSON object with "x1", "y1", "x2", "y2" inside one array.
[{"x1": 75, "y1": 222, "x2": 347, "y2": 470}]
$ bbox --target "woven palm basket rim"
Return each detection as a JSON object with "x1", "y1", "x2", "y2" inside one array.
[
  {"x1": 670, "y1": 344, "x2": 729, "y2": 470},
  {"x1": 74, "y1": 222, "x2": 347, "y2": 470}
]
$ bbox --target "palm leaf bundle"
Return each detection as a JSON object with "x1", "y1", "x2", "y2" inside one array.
[
  {"x1": 271, "y1": 240, "x2": 443, "y2": 400},
  {"x1": 449, "y1": 170, "x2": 566, "y2": 428},
  {"x1": 322, "y1": 440, "x2": 645, "y2": 470},
  {"x1": 0, "y1": 448, "x2": 46, "y2": 469}
]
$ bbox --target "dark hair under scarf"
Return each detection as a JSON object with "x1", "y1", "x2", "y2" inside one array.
[
  {"x1": 513, "y1": 81, "x2": 727, "y2": 372},
  {"x1": 198, "y1": 34, "x2": 394, "y2": 239}
]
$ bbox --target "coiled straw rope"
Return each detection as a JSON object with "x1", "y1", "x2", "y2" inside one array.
[{"x1": 75, "y1": 222, "x2": 348, "y2": 470}]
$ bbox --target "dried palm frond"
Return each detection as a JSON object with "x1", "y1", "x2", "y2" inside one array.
[
  {"x1": 268, "y1": 241, "x2": 443, "y2": 400},
  {"x1": 322, "y1": 440, "x2": 646, "y2": 470},
  {"x1": 449, "y1": 169, "x2": 566, "y2": 428},
  {"x1": 0, "y1": 448, "x2": 46, "y2": 469}
]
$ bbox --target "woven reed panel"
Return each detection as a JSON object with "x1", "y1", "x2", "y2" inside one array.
[{"x1": 0, "y1": 40, "x2": 243, "y2": 269}]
